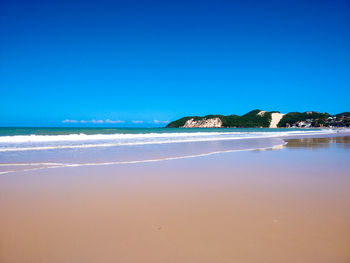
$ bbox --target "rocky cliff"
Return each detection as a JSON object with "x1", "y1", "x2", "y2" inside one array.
[{"x1": 182, "y1": 118, "x2": 222, "y2": 128}]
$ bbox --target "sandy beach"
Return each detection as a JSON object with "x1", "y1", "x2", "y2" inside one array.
[
  {"x1": 1, "y1": 136, "x2": 350, "y2": 263},
  {"x1": 2, "y1": 0, "x2": 349, "y2": 261}
]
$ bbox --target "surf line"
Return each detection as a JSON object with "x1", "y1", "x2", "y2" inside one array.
[
  {"x1": 0, "y1": 142, "x2": 287, "y2": 175},
  {"x1": 0, "y1": 129, "x2": 337, "y2": 152}
]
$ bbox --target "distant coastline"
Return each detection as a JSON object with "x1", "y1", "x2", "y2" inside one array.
[{"x1": 166, "y1": 110, "x2": 350, "y2": 128}]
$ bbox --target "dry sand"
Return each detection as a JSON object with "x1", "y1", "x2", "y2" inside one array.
[
  {"x1": 269, "y1": 112, "x2": 285, "y2": 128},
  {"x1": 0, "y1": 137, "x2": 350, "y2": 263}
]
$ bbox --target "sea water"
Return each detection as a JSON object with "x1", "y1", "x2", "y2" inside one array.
[{"x1": 0, "y1": 127, "x2": 344, "y2": 175}]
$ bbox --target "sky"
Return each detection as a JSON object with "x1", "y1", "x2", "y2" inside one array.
[{"x1": 1, "y1": 0, "x2": 349, "y2": 126}]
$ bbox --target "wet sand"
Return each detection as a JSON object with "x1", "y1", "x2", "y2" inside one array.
[{"x1": 1, "y1": 136, "x2": 350, "y2": 263}]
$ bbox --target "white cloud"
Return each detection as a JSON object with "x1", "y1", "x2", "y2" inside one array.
[
  {"x1": 90, "y1": 120, "x2": 104, "y2": 124},
  {"x1": 63, "y1": 119, "x2": 120, "y2": 124},
  {"x1": 153, "y1": 120, "x2": 169, "y2": 124},
  {"x1": 105, "y1": 119, "x2": 125, "y2": 124},
  {"x1": 63, "y1": 119, "x2": 147, "y2": 125},
  {"x1": 62, "y1": 119, "x2": 79, "y2": 123}
]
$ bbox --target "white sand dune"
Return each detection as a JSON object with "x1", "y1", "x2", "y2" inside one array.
[{"x1": 269, "y1": 113, "x2": 285, "y2": 128}]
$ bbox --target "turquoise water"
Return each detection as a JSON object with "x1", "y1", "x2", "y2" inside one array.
[
  {"x1": 0, "y1": 127, "x2": 344, "y2": 175},
  {"x1": 0, "y1": 127, "x2": 338, "y2": 153},
  {"x1": 0, "y1": 127, "x2": 318, "y2": 136}
]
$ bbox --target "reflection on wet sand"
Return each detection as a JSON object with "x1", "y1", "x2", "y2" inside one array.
[{"x1": 285, "y1": 136, "x2": 350, "y2": 149}]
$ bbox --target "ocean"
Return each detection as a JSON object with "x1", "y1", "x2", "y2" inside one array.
[
  {"x1": 0, "y1": 127, "x2": 344, "y2": 175},
  {"x1": 0, "y1": 127, "x2": 340, "y2": 151}
]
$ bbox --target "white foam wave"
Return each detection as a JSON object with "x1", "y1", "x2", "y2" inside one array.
[
  {"x1": 0, "y1": 129, "x2": 339, "y2": 152},
  {"x1": 0, "y1": 130, "x2": 337, "y2": 143}
]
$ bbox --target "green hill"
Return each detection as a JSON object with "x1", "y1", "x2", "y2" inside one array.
[
  {"x1": 166, "y1": 110, "x2": 350, "y2": 128},
  {"x1": 166, "y1": 110, "x2": 272, "y2": 128},
  {"x1": 277, "y1": 112, "x2": 330, "y2": 127}
]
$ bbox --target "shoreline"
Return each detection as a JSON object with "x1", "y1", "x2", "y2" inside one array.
[
  {"x1": 1, "y1": 133, "x2": 349, "y2": 176},
  {"x1": 1, "y1": 135, "x2": 349, "y2": 263}
]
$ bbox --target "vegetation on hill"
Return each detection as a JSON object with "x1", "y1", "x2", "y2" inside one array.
[
  {"x1": 166, "y1": 110, "x2": 350, "y2": 128},
  {"x1": 277, "y1": 112, "x2": 330, "y2": 127},
  {"x1": 166, "y1": 110, "x2": 272, "y2": 128},
  {"x1": 219, "y1": 110, "x2": 272, "y2": 127},
  {"x1": 335, "y1": 112, "x2": 350, "y2": 117}
]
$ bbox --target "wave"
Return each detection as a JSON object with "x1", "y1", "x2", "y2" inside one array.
[
  {"x1": 0, "y1": 130, "x2": 338, "y2": 143},
  {"x1": 0, "y1": 132, "x2": 241, "y2": 143},
  {"x1": 0, "y1": 129, "x2": 340, "y2": 152},
  {"x1": 0, "y1": 141, "x2": 287, "y2": 175}
]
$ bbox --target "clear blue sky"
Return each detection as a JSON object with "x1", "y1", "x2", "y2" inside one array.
[{"x1": 1, "y1": 0, "x2": 349, "y2": 126}]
